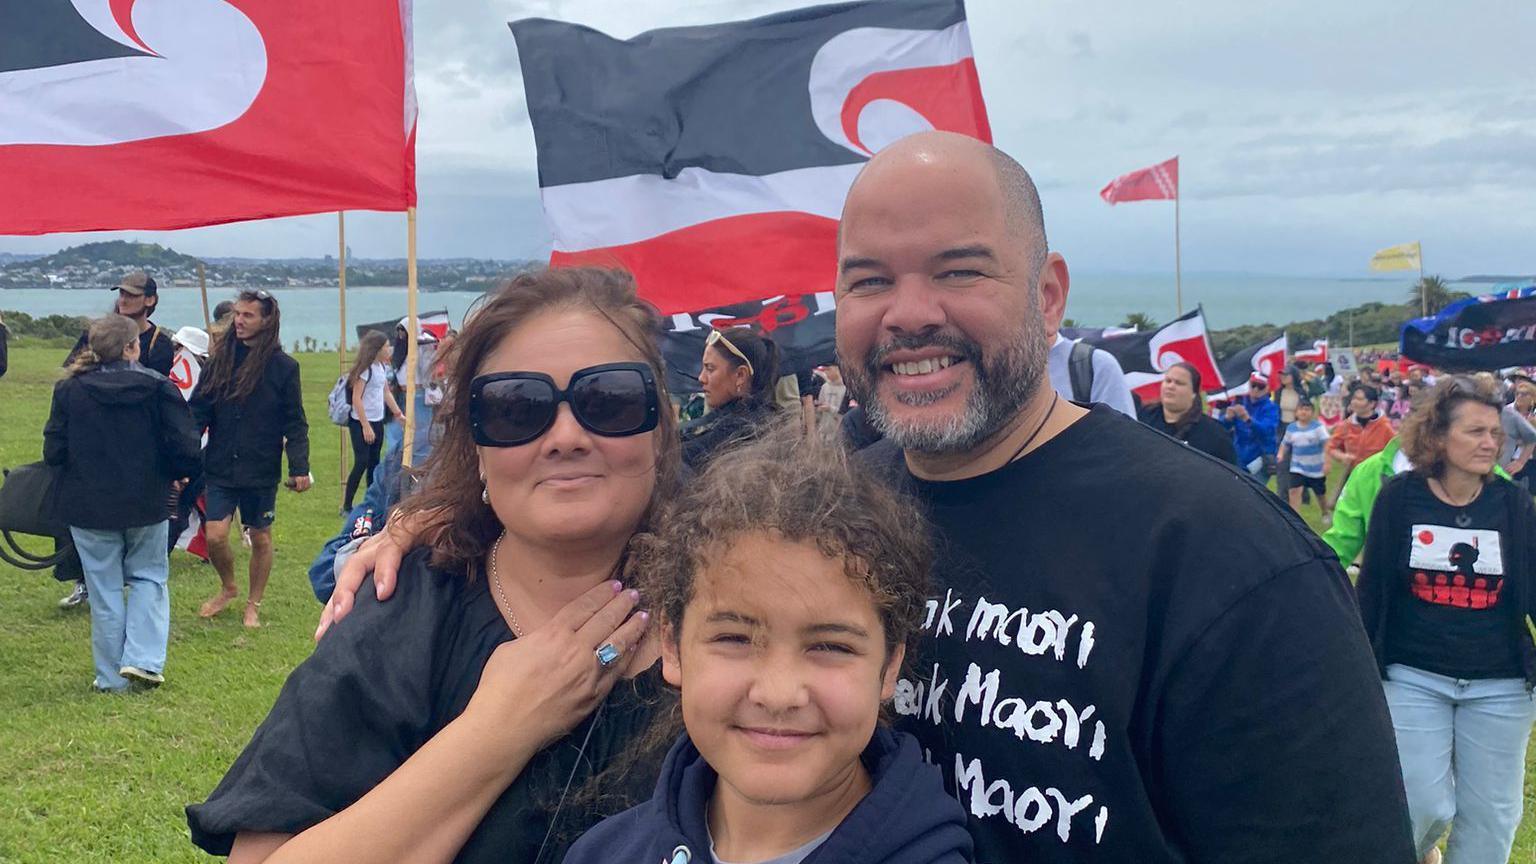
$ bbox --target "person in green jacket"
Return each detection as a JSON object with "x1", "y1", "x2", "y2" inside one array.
[{"x1": 1324, "y1": 436, "x2": 1509, "y2": 565}]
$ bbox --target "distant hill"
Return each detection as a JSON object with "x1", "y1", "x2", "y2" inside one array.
[{"x1": 1, "y1": 240, "x2": 201, "y2": 273}]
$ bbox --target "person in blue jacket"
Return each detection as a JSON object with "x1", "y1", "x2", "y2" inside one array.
[
  {"x1": 1221, "y1": 373, "x2": 1282, "y2": 483},
  {"x1": 306, "y1": 432, "x2": 433, "y2": 604},
  {"x1": 564, "y1": 425, "x2": 972, "y2": 864}
]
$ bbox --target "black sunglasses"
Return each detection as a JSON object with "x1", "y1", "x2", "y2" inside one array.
[{"x1": 470, "y1": 362, "x2": 660, "y2": 447}]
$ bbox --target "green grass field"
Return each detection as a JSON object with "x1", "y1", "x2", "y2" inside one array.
[{"x1": 1, "y1": 343, "x2": 1534, "y2": 862}]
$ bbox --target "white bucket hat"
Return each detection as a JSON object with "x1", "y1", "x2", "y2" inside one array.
[{"x1": 172, "y1": 326, "x2": 211, "y2": 359}]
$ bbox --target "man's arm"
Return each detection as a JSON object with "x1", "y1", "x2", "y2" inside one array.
[
  {"x1": 1090, "y1": 349, "x2": 1138, "y2": 417},
  {"x1": 282, "y1": 361, "x2": 311, "y2": 479},
  {"x1": 1156, "y1": 560, "x2": 1414, "y2": 863}
]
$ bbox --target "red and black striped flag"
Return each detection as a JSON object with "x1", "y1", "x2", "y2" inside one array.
[{"x1": 511, "y1": 0, "x2": 990, "y2": 313}]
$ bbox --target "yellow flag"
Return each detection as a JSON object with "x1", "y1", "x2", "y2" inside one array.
[{"x1": 1370, "y1": 241, "x2": 1421, "y2": 271}]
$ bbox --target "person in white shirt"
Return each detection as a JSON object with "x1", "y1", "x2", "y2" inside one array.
[
  {"x1": 1046, "y1": 332, "x2": 1136, "y2": 416},
  {"x1": 345, "y1": 331, "x2": 404, "y2": 512}
]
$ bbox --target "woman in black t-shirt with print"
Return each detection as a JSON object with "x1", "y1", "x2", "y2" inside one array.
[
  {"x1": 1358, "y1": 376, "x2": 1536, "y2": 864},
  {"x1": 1138, "y1": 362, "x2": 1237, "y2": 464}
]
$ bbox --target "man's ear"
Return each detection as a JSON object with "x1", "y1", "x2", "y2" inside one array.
[
  {"x1": 660, "y1": 620, "x2": 683, "y2": 688},
  {"x1": 879, "y1": 643, "x2": 906, "y2": 701},
  {"x1": 1036, "y1": 251, "x2": 1070, "y2": 335}
]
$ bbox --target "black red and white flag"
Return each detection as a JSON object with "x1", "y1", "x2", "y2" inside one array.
[
  {"x1": 661, "y1": 294, "x2": 837, "y2": 395},
  {"x1": 1212, "y1": 334, "x2": 1287, "y2": 399},
  {"x1": 1081, "y1": 307, "x2": 1225, "y2": 402},
  {"x1": 1, "y1": 0, "x2": 416, "y2": 234},
  {"x1": 1293, "y1": 338, "x2": 1327, "y2": 365},
  {"x1": 355, "y1": 310, "x2": 450, "y2": 343},
  {"x1": 511, "y1": 0, "x2": 990, "y2": 314}
]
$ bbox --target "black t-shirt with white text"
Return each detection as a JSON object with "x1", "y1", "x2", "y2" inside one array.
[
  {"x1": 865, "y1": 406, "x2": 1414, "y2": 864},
  {"x1": 1384, "y1": 476, "x2": 1524, "y2": 680}
]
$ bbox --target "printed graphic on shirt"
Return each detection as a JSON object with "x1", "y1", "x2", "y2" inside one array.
[
  {"x1": 1408, "y1": 524, "x2": 1504, "y2": 609},
  {"x1": 895, "y1": 588, "x2": 1110, "y2": 847}
]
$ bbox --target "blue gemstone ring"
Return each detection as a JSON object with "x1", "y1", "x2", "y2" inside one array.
[{"x1": 595, "y1": 643, "x2": 622, "y2": 668}]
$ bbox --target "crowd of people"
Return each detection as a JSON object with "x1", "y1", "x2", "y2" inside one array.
[{"x1": 14, "y1": 132, "x2": 1536, "y2": 864}]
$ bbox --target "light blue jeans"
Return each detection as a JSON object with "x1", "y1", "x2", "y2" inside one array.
[
  {"x1": 1383, "y1": 663, "x2": 1536, "y2": 863},
  {"x1": 69, "y1": 523, "x2": 171, "y2": 691}
]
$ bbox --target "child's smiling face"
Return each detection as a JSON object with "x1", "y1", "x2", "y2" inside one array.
[{"x1": 661, "y1": 531, "x2": 904, "y2": 809}]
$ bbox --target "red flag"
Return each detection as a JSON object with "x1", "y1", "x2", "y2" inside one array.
[
  {"x1": 1100, "y1": 156, "x2": 1179, "y2": 205},
  {"x1": 0, "y1": 0, "x2": 416, "y2": 235},
  {"x1": 514, "y1": 0, "x2": 990, "y2": 313}
]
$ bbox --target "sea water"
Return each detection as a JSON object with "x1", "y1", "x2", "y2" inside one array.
[{"x1": 0, "y1": 273, "x2": 1434, "y2": 346}]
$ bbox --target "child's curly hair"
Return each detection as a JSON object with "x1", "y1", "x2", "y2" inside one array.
[{"x1": 628, "y1": 417, "x2": 933, "y2": 660}]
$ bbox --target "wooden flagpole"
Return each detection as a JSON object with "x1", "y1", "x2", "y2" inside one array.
[
  {"x1": 338, "y1": 212, "x2": 350, "y2": 511},
  {"x1": 197, "y1": 262, "x2": 211, "y2": 331},
  {"x1": 402, "y1": 207, "x2": 419, "y2": 469},
  {"x1": 1174, "y1": 188, "x2": 1183, "y2": 315},
  {"x1": 1418, "y1": 240, "x2": 1426, "y2": 317}
]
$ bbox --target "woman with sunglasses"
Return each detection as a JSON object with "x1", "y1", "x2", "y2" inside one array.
[
  {"x1": 1357, "y1": 376, "x2": 1536, "y2": 864},
  {"x1": 680, "y1": 326, "x2": 779, "y2": 469},
  {"x1": 189, "y1": 269, "x2": 679, "y2": 864}
]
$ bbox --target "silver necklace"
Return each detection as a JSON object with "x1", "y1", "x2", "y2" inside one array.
[{"x1": 488, "y1": 532, "x2": 523, "y2": 637}]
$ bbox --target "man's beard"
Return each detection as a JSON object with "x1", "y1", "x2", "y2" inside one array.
[{"x1": 845, "y1": 321, "x2": 1048, "y2": 455}]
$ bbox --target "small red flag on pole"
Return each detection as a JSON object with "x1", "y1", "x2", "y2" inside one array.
[
  {"x1": 1100, "y1": 156, "x2": 1179, "y2": 203},
  {"x1": 1101, "y1": 156, "x2": 1182, "y2": 312}
]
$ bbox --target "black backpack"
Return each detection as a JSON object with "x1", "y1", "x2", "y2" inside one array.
[{"x1": 1068, "y1": 340, "x2": 1096, "y2": 403}]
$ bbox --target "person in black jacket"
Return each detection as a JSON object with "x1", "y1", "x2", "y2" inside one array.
[
  {"x1": 43, "y1": 315, "x2": 201, "y2": 691},
  {"x1": 188, "y1": 289, "x2": 310, "y2": 629},
  {"x1": 55, "y1": 271, "x2": 179, "y2": 608},
  {"x1": 679, "y1": 327, "x2": 779, "y2": 470},
  {"x1": 64, "y1": 272, "x2": 176, "y2": 377},
  {"x1": 1357, "y1": 376, "x2": 1536, "y2": 864},
  {"x1": 1138, "y1": 362, "x2": 1238, "y2": 464}
]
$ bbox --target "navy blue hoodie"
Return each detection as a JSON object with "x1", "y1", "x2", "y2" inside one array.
[{"x1": 562, "y1": 727, "x2": 972, "y2": 864}]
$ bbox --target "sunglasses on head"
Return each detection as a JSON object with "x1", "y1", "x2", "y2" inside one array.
[
  {"x1": 469, "y1": 362, "x2": 660, "y2": 447},
  {"x1": 705, "y1": 328, "x2": 753, "y2": 376}
]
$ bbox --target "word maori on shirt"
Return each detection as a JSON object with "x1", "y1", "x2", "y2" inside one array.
[
  {"x1": 923, "y1": 589, "x2": 1098, "y2": 667},
  {"x1": 901, "y1": 590, "x2": 1111, "y2": 845}
]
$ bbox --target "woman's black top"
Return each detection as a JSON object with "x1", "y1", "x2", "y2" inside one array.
[
  {"x1": 186, "y1": 549, "x2": 663, "y2": 863},
  {"x1": 678, "y1": 397, "x2": 775, "y2": 470},
  {"x1": 1137, "y1": 404, "x2": 1238, "y2": 465},
  {"x1": 1359, "y1": 472, "x2": 1536, "y2": 684}
]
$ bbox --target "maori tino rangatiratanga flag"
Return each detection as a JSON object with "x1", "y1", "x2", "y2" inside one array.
[
  {"x1": 1, "y1": 0, "x2": 417, "y2": 234},
  {"x1": 1080, "y1": 307, "x2": 1224, "y2": 402},
  {"x1": 511, "y1": 0, "x2": 990, "y2": 314}
]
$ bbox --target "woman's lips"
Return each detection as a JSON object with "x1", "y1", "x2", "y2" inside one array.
[
  {"x1": 538, "y1": 473, "x2": 601, "y2": 489},
  {"x1": 735, "y1": 726, "x2": 816, "y2": 751}
]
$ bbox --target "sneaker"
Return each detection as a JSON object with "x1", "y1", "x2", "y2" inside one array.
[
  {"x1": 58, "y1": 581, "x2": 88, "y2": 609},
  {"x1": 120, "y1": 666, "x2": 164, "y2": 687}
]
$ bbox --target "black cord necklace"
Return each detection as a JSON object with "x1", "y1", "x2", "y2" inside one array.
[
  {"x1": 1006, "y1": 393, "x2": 1061, "y2": 464},
  {"x1": 1430, "y1": 476, "x2": 1484, "y2": 528}
]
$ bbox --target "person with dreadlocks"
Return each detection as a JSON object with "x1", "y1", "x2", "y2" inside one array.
[{"x1": 189, "y1": 289, "x2": 310, "y2": 629}]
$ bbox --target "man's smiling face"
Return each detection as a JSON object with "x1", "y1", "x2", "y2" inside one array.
[{"x1": 833, "y1": 134, "x2": 1054, "y2": 454}]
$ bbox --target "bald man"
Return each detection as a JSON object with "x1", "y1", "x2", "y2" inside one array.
[{"x1": 836, "y1": 132, "x2": 1413, "y2": 862}]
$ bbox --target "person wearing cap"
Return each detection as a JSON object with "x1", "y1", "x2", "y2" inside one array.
[
  {"x1": 56, "y1": 271, "x2": 179, "y2": 610},
  {"x1": 167, "y1": 326, "x2": 211, "y2": 401},
  {"x1": 1219, "y1": 373, "x2": 1281, "y2": 483},
  {"x1": 64, "y1": 271, "x2": 175, "y2": 377}
]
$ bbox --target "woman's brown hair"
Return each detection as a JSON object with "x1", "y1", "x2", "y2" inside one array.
[
  {"x1": 708, "y1": 327, "x2": 780, "y2": 404},
  {"x1": 66, "y1": 315, "x2": 139, "y2": 377},
  {"x1": 346, "y1": 330, "x2": 390, "y2": 387},
  {"x1": 1399, "y1": 375, "x2": 1505, "y2": 479},
  {"x1": 631, "y1": 418, "x2": 931, "y2": 660},
  {"x1": 396, "y1": 267, "x2": 682, "y2": 577}
]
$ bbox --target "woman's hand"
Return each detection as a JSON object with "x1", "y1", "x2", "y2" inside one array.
[
  {"x1": 316, "y1": 509, "x2": 433, "y2": 640},
  {"x1": 362, "y1": 422, "x2": 376, "y2": 445},
  {"x1": 465, "y1": 580, "x2": 651, "y2": 750}
]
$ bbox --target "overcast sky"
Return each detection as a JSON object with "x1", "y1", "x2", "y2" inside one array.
[{"x1": 4, "y1": 0, "x2": 1532, "y2": 277}]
